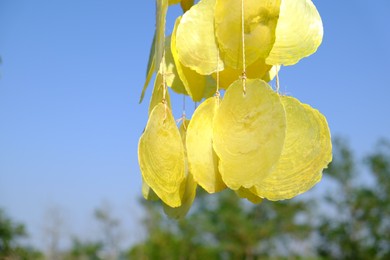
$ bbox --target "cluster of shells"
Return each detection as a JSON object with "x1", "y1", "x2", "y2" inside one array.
[{"x1": 138, "y1": 0, "x2": 332, "y2": 219}]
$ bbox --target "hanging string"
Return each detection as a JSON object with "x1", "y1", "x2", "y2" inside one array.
[
  {"x1": 182, "y1": 94, "x2": 187, "y2": 129},
  {"x1": 215, "y1": 48, "x2": 221, "y2": 101},
  {"x1": 161, "y1": 53, "x2": 167, "y2": 104},
  {"x1": 160, "y1": 51, "x2": 168, "y2": 120},
  {"x1": 241, "y1": 0, "x2": 247, "y2": 95}
]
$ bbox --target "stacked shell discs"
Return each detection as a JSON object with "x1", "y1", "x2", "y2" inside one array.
[{"x1": 138, "y1": 0, "x2": 331, "y2": 219}]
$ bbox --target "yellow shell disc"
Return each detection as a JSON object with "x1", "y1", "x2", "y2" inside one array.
[
  {"x1": 235, "y1": 187, "x2": 263, "y2": 204},
  {"x1": 172, "y1": 17, "x2": 216, "y2": 102},
  {"x1": 252, "y1": 96, "x2": 332, "y2": 200},
  {"x1": 142, "y1": 177, "x2": 159, "y2": 201},
  {"x1": 213, "y1": 58, "x2": 273, "y2": 89},
  {"x1": 169, "y1": 0, "x2": 181, "y2": 5},
  {"x1": 164, "y1": 120, "x2": 198, "y2": 219},
  {"x1": 139, "y1": 0, "x2": 168, "y2": 103},
  {"x1": 138, "y1": 103, "x2": 186, "y2": 207},
  {"x1": 186, "y1": 97, "x2": 226, "y2": 193},
  {"x1": 266, "y1": 0, "x2": 323, "y2": 66},
  {"x1": 155, "y1": 0, "x2": 168, "y2": 73},
  {"x1": 262, "y1": 65, "x2": 280, "y2": 82},
  {"x1": 213, "y1": 79, "x2": 286, "y2": 190},
  {"x1": 162, "y1": 36, "x2": 187, "y2": 95},
  {"x1": 163, "y1": 170, "x2": 197, "y2": 219},
  {"x1": 215, "y1": 0, "x2": 281, "y2": 69},
  {"x1": 176, "y1": 0, "x2": 223, "y2": 75},
  {"x1": 148, "y1": 73, "x2": 172, "y2": 116},
  {"x1": 180, "y1": 0, "x2": 194, "y2": 12}
]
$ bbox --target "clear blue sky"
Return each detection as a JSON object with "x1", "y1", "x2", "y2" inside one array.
[{"x1": 1, "y1": 0, "x2": 389, "y2": 249}]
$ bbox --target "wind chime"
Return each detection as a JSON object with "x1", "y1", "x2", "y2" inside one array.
[{"x1": 138, "y1": 0, "x2": 332, "y2": 219}]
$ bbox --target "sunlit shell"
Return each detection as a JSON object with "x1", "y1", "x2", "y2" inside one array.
[
  {"x1": 213, "y1": 58, "x2": 272, "y2": 89},
  {"x1": 164, "y1": 120, "x2": 197, "y2": 219},
  {"x1": 148, "y1": 73, "x2": 172, "y2": 116},
  {"x1": 186, "y1": 97, "x2": 226, "y2": 193},
  {"x1": 172, "y1": 17, "x2": 216, "y2": 101},
  {"x1": 176, "y1": 0, "x2": 224, "y2": 75},
  {"x1": 262, "y1": 65, "x2": 280, "y2": 82},
  {"x1": 163, "y1": 36, "x2": 187, "y2": 95},
  {"x1": 142, "y1": 177, "x2": 159, "y2": 201},
  {"x1": 215, "y1": 0, "x2": 281, "y2": 69},
  {"x1": 164, "y1": 172, "x2": 197, "y2": 219},
  {"x1": 235, "y1": 187, "x2": 263, "y2": 204},
  {"x1": 180, "y1": 0, "x2": 194, "y2": 12},
  {"x1": 138, "y1": 103, "x2": 185, "y2": 207},
  {"x1": 252, "y1": 96, "x2": 332, "y2": 200},
  {"x1": 213, "y1": 79, "x2": 286, "y2": 190},
  {"x1": 155, "y1": 0, "x2": 168, "y2": 73},
  {"x1": 266, "y1": 0, "x2": 323, "y2": 66},
  {"x1": 140, "y1": 0, "x2": 168, "y2": 103},
  {"x1": 169, "y1": 0, "x2": 181, "y2": 5}
]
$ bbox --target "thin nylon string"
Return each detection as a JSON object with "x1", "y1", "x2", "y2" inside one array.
[
  {"x1": 161, "y1": 53, "x2": 167, "y2": 104},
  {"x1": 215, "y1": 48, "x2": 221, "y2": 101},
  {"x1": 161, "y1": 51, "x2": 168, "y2": 120},
  {"x1": 182, "y1": 95, "x2": 187, "y2": 129},
  {"x1": 241, "y1": 0, "x2": 247, "y2": 94}
]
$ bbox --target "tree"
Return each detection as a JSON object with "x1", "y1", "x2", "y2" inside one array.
[
  {"x1": 0, "y1": 209, "x2": 43, "y2": 259},
  {"x1": 64, "y1": 202, "x2": 124, "y2": 260},
  {"x1": 130, "y1": 137, "x2": 390, "y2": 259},
  {"x1": 316, "y1": 138, "x2": 390, "y2": 259},
  {"x1": 128, "y1": 189, "x2": 313, "y2": 259},
  {"x1": 65, "y1": 238, "x2": 103, "y2": 260},
  {"x1": 42, "y1": 206, "x2": 66, "y2": 260},
  {"x1": 93, "y1": 202, "x2": 123, "y2": 260}
]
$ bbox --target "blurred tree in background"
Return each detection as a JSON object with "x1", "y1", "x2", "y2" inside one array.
[
  {"x1": 1, "y1": 138, "x2": 389, "y2": 259},
  {"x1": 0, "y1": 209, "x2": 43, "y2": 259},
  {"x1": 316, "y1": 138, "x2": 390, "y2": 259},
  {"x1": 128, "y1": 190, "x2": 312, "y2": 259},
  {"x1": 129, "y1": 138, "x2": 390, "y2": 259}
]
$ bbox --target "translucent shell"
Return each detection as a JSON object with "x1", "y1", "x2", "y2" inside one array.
[
  {"x1": 180, "y1": 0, "x2": 194, "y2": 12},
  {"x1": 162, "y1": 36, "x2": 187, "y2": 95},
  {"x1": 176, "y1": 0, "x2": 223, "y2": 75},
  {"x1": 168, "y1": 0, "x2": 181, "y2": 5},
  {"x1": 262, "y1": 65, "x2": 280, "y2": 82},
  {"x1": 172, "y1": 17, "x2": 216, "y2": 102},
  {"x1": 164, "y1": 171, "x2": 197, "y2": 219},
  {"x1": 142, "y1": 177, "x2": 159, "y2": 201},
  {"x1": 251, "y1": 96, "x2": 332, "y2": 200},
  {"x1": 213, "y1": 79, "x2": 286, "y2": 190},
  {"x1": 215, "y1": 0, "x2": 281, "y2": 69},
  {"x1": 155, "y1": 0, "x2": 168, "y2": 74},
  {"x1": 148, "y1": 74, "x2": 172, "y2": 116},
  {"x1": 235, "y1": 187, "x2": 263, "y2": 204},
  {"x1": 138, "y1": 103, "x2": 185, "y2": 207},
  {"x1": 140, "y1": 0, "x2": 168, "y2": 103},
  {"x1": 266, "y1": 0, "x2": 323, "y2": 66},
  {"x1": 213, "y1": 58, "x2": 272, "y2": 89},
  {"x1": 164, "y1": 120, "x2": 198, "y2": 219},
  {"x1": 186, "y1": 97, "x2": 226, "y2": 193}
]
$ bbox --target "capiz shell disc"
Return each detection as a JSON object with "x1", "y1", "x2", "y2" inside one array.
[
  {"x1": 138, "y1": 103, "x2": 185, "y2": 207},
  {"x1": 213, "y1": 79, "x2": 286, "y2": 190}
]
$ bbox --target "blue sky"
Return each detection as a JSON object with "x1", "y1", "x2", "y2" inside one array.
[{"x1": 1, "y1": 0, "x2": 390, "y2": 249}]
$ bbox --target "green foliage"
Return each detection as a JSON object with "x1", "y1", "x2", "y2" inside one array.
[
  {"x1": 317, "y1": 138, "x2": 390, "y2": 259},
  {"x1": 0, "y1": 210, "x2": 43, "y2": 260},
  {"x1": 1, "y1": 137, "x2": 389, "y2": 259},
  {"x1": 65, "y1": 238, "x2": 103, "y2": 260},
  {"x1": 128, "y1": 189, "x2": 312, "y2": 259},
  {"x1": 129, "y1": 137, "x2": 390, "y2": 259}
]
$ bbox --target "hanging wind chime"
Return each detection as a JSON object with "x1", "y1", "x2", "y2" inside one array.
[{"x1": 138, "y1": 0, "x2": 332, "y2": 219}]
